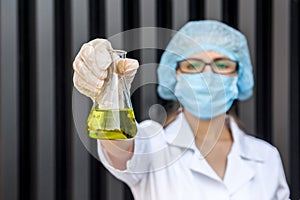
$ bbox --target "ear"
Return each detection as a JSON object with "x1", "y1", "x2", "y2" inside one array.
[{"x1": 175, "y1": 70, "x2": 181, "y2": 81}]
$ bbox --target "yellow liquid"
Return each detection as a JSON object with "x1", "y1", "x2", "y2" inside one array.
[{"x1": 86, "y1": 108, "x2": 137, "y2": 140}]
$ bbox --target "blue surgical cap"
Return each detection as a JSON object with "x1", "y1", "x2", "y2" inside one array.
[{"x1": 157, "y1": 20, "x2": 254, "y2": 101}]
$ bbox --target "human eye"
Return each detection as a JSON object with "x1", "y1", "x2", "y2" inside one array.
[
  {"x1": 213, "y1": 59, "x2": 237, "y2": 74},
  {"x1": 188, "y1": 60, "x2": 204, "y2": 69},
  {"x1": 215, "y1": 60, "x2": 230, "y2": 69},
  {"x1": 187, "y1": 63, "x2": 200, "y2": 69},
  {"x1": 178, "y1": 59, "x2": 204, "y2": 73}
]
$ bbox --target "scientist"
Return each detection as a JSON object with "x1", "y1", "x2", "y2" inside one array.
[{"x1": 73, "y1": 20, "x2": 290, "y2": 199}]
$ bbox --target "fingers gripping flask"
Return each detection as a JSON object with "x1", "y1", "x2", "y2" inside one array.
[{"x1": 86, "y1": 50, "x2": 137, "y2": 140}]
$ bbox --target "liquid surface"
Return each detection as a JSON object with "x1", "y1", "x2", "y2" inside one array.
[{"x1": 86, "y1": 108, "x2": 137, "y2": 140}]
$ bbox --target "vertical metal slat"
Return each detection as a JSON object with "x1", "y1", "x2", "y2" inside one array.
[
  {"x1": 37, "y1": 0, "x2": 55, "y2": 199},
  {"x1": 156, "y1": 0, "x2": 172, "y2": 29},
  {"x1": 72, "y1": 0, "x2": 90, "y2": 200},
  {"x1": 0, "y1": 1, "x2": 2, "y2": 198},
  {"x1": 272, "y1": 0, "x2": 290, "y2": 183},
  {"x1": 205, "y1": 0, "x2": 222, "y2": 21},
  {"x1": 156, "y1": 0, "x2": 174, "y2": 117},
  {"x1": 123, "y1": 0, "x2": 140, "y2": 61},
  {"x1": 54, "y1": 0, "x2": 73, "y2": 199},
  {"x1": 88, "y1": 1, "x2": 108, "y2": 200},
  {"x1": 222, "y1": 0, "x2": 238, "y2": 28},
  {"x1": 255, "y1": 0, "x2": 273, "y2": 143},
  {"x1": 18, "y1": 0, "x2": 37, "y2": 199},
  {"x1": 123, "y1": 0, "x2": 141, "y2": 123},
  {"x1": 290, "y1": 0, "x2": 300, "y2": 198},
  {"x1": 156, "y1": 0, "x2": 172, "y2": 61},
  {"x1": 89, "y1": 0, "x2": 106, "y2": 40},
  {"x1": 189, "y1": 0, "x2": 205, "y2": 21},
  {"x1": 123, "y1": 0, "x2": 140, "y2": 199},
  {"x1": 1, "y1": 0, "x2": 19, "y2": 199},
  {"x1": 221, "y1": 0, "x2": 239, "y2": 116},
  {"x1": 238, "y1": 0, "x2": 256, "y2": 135}
]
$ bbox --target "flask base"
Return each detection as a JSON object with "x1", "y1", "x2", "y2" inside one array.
[
  {"x1": 86, "y1": 108, "x2": 137, "y2": 140},
  {"x1": 87, "y1": 129, "x2": 135, "y2": 140}
]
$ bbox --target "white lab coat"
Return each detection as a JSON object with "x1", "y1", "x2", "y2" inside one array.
[{"x1": 98, "y1": 113, "x2": 290, "y2": 200}]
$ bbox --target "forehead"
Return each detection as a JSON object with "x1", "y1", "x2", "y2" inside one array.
[{"x1": 187, "y1": 50, "x2": 229, "y2": 60}]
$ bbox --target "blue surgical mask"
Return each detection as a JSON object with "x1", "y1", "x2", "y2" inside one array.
[{"x1": 174, "y1": 73, "x2": 238, "y2": 120}]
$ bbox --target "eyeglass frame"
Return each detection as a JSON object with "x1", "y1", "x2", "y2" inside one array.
[{"x1": 176, "y1": 58, "x2": 239, "y2": 75}]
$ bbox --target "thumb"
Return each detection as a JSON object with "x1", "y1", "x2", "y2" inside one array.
[{"x1": 117, "y1": 58, "x2": 139, "y2": 75}]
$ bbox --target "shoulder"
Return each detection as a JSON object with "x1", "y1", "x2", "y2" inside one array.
[
  {"x1": 240, "y1": 134, "x2": 280, "y2": 161},
  {"x1": 239, "y1": 133, "x2": 290, "y2": 198},
  {"x1": 229, "y1": 116, "x2": 281, "y2": 163},
  {"x1": 135, "y1": 119, "x2": 168, "y2": 153}
]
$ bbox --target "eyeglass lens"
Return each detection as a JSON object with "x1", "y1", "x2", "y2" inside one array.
[{"x1": 178, "y1": 58, "x2": 237, "y2": 74}]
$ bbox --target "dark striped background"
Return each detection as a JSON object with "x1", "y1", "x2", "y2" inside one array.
[{"x1": 0, "y1": 0, "x2": 299, "y2": 199}]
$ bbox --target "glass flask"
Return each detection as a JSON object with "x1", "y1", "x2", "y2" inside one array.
[{"x1": 86, "y1": 50, "x2": 137, "y2": 140}]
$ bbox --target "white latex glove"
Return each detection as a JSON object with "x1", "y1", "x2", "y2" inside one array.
[{"x1": 73, "y1": 38, "x2": 139, "y2": 101}]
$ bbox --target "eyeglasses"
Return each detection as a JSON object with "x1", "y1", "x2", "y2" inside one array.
[{"x1": 177, "y1": 58, "x2": 238, "y2": 75}]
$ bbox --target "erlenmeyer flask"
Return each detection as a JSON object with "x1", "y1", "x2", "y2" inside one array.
[{"x1": 86, "y1": 50, "x2": 137, "y2": 140}]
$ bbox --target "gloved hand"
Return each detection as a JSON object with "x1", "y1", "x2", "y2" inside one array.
[{"x1": 73, "y1": 38, "x2": 139, "y2": 101}]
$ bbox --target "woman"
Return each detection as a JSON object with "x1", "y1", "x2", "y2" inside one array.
[{"x1": 73, "y1": 20, "x2": 290, "y2": 199}]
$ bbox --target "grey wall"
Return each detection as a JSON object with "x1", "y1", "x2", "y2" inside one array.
[{"x1": 1, "y1": 0, "x2": 299, "y2": 199}]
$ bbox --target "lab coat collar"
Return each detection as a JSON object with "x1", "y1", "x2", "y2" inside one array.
[
  {"x1": 165, "y1": 112, "x2": 264, "y2": 162},
  {"x1": 223, "y1": 116, "x2": 265, "y2": 194},
  {"x1": 164, "y1": 113, "x2": 264, "y2": 192},
  {"x1": 164, "y1": 112, "x2": 196, "y2": 151},
  {"x1": 228, "y1": 116, "x2": 264, "y2": 163}
]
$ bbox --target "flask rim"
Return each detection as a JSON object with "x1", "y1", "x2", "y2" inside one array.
[{"x1": 109, "y1": 49, "x2": 127, "y2": 58}]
